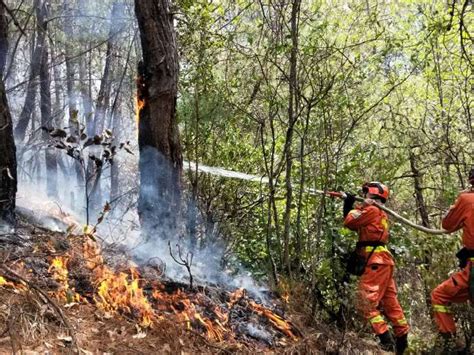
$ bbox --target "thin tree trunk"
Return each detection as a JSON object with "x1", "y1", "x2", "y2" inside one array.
[
  {"x1": 409, "y1": 151, "x2": 430, "y2": 228},
  {"x1": 88, "y1": 2, "x2": 125, "y2": 213},
  {"x1": 0, "y1": 3, "x2": 17, "y2": 225},
  {"x1": 282, "y1": 0, "x2": 301, "y2": 277},
  {"x1": 14, "y1": 0, "x2": 44, "y2": 142},
  {"x1": 79, "y1": 50, "x2": 93, "y2": 135},
  {"x1": 110, "y1": 106, "x2": 121, "y2": 201},
  {"x1": 62, "y1": 1, "x2": 82, "y2": 191},
  {"x1": 38, "y1": 2, "x2": 57, "y2": 198},
  {"x1": 135, "y1": 0, "x2": 183, "y2": 238}
]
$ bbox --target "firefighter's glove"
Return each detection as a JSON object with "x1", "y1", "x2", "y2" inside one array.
[{"x1": 343, "y1": 192, "x2": 356, "y2": 218}]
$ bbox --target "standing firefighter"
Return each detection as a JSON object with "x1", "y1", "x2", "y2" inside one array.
[
  {"x1": 431, "y1": 168, "x2": 474, "y2": 353},
  {"x1": 343, "y1": 182, "x2": 409, "y2": 354}
]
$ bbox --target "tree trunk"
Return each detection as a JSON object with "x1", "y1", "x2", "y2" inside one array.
[
  {"x1": 87, "y1": 2, "x2": 124, "y2": 214},
  {"x1": 14, "y1": 0, "x2": 45, "y2": 142},
  {"x1": 38, "y1": 2, "x2": 57, "y2": 198},
  {"x1": 282, "y1": 0, "x2": 301, "y2": 277},
  {"x1": 77, "y1": 0, "x2": 93, "y2": 136},
  {"x1": 110, "y1": 106, "x2": 121, "y2": 201},
  {"x1": 0, "y1": 3, "x2": 17, "y2": 225},
  {"x1": 62, "y1": 0, "x2": 83, "y2": 201},
  {"x1": 79, "y1": 51, "x2": 93, "y2": 135},
  {"x1": 135, "y1": 0, "x2": 183, "y2": 238},
  {"x1": 409, "y1": 151, "x2": 430, "y2": 228}
]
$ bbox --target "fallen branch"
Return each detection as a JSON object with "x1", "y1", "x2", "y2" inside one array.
[{"x1": 0, "y1": 264, "x2": 79, "y2": 351}]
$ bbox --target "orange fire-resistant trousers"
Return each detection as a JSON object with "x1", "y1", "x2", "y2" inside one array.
[
  {"x1": 431, "y1": 260, "x2": 473, "y2": 334},
  {"x1": 356, "y1": 264, "x2": 409, "y2": 337}
]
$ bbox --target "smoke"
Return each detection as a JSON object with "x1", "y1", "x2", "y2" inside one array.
[
  {"x1": 14, "y1": 143, "x2": 269, "y2": 301},
  {"x1": 240, "y1": 323, "x2": 273, "y2": 345},
  {"x1": 118, "y1": 146, "x2": 269, "y2": 300}
]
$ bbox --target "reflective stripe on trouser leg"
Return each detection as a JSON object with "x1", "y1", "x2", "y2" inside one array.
[
  {"x1": 433, "y1": 304, "x2": 451, "y2": 313},
  {"x1": 357, "y1": 264, "x2": 395, "y2": 336},
  {"x1": 431, "y1": 265, "x2": 470, "y2": 334},
  {"x1": 368, "y1": 314, "x2": 388, "y2": 335},
  {"x1": 432, "y1": 304, "x2": 455, "y2": 334},
  {"x1": 379, "y1": 277, "x2": 410, "y2": 337}
]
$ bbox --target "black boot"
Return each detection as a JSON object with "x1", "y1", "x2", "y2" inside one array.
[
  {"x1": 395, "y1": 333, "x2": 408, "y2": 354},
  {"x1": 378, "y1": 331, "x2": 395, "y2": 351}
]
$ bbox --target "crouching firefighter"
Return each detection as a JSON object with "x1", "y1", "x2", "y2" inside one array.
[
  {"x1": 430, "y1": 168, "x2": 474, "y2": 353},
  {"x1": 343, "y1": 182, "x2": 409, "y2": 354}
]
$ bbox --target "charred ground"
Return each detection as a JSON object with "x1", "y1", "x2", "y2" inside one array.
[{"x1": 0, "y1": 214, "x2": 386, "y2": 354}]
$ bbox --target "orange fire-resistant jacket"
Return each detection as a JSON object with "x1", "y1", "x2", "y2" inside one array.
[
  {"x1": 431, "y1": 190, "x2": 474, "y2": 334},
  {"x1": 442, "y1": 190, "x2": 474, "y2": 249},
  {"x1": 344, "y1": 203, "x2": 394, "y2": 266}
]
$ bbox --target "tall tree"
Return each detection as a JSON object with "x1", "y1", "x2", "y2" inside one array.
[
  {"x1": 135, "y1": 0, "x2": 183, "y2": 237},
  {"x1": 38, "y1": 1, "x2": 57, "y2": 198},
  {"x1": 14, "y1": 0, "x2": 47, "y2": 141},
  {"x1": 0, "y1": 2, "x2": 17, "y2": 225}
]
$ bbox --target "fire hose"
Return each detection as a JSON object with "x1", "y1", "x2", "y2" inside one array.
[
  {"x1": 311, "y1": 189, "x2": 448, "y2": 235},
  {"x1": 183, "y1": 162, "x2": 448, "y2": 235}
]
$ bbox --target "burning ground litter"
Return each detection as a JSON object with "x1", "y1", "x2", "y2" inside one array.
[{"x1": 0, "y1": 216, "x2": 304, "y2": 353}]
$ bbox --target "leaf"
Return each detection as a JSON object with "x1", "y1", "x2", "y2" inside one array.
[
  {"x1": 84, "y1": 138, "x2": 94, "y2": 148},
  {"x1": 50, "y1": 129, "x2": 67, "y2": 138},
  {"x1": 93, "y1": 135, "x2": 103, "y2": 145},
  {"x1": 70, "y1": 110, "x2": 79, "y2": 123},
  {"x1": 94, "y1": 159, "x2": 103, "y2": 169},
  {"x1": 105, "y1": 129, "x2": 112, "y2": 137},
  {"x1": 66, "y1": 136, "x2": 78, "y2": 143},
  {"x1": 124, "y1": 147, "x2": 134, "y2": 155}
]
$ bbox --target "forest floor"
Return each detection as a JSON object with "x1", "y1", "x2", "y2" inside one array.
[{"x1": 0, "y1": 213, "x2": 387, "y2": 354}]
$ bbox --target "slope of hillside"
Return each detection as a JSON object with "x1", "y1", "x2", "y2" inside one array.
[{"x1": 0, "y1": 215, "x2": 386, "y2": 354}]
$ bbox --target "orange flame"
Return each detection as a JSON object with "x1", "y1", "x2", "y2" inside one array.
[
  {"x1": 0, "y1": 276, "x2": 17, "y2": 288},
  {"x1": 249, "y1": 301, "x2": 298, "y2": 341},
  {"x1": 84, "y1": 238, "x2": 155, "y2": 327},
  {"x1": 81, "y1": 235, "x2": 297, "y2": 342},
  {"x1": 48, "y1": 256, "x2": 81, "y2": 303},
  {"x1": 135, "y1": 94, "x2": 145, "y2": 127}
]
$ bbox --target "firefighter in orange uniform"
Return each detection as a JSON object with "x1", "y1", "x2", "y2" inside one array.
[
  {"x1": 343, "y1": 182, "x2": 409, "y2": 354},
  {"x1": 431, "y1": 168, "x2": 474, "y2": 353}
]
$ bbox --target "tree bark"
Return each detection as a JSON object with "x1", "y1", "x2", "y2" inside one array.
[
  {"x1": 87, "y1": 2, "x2": 125, "y2": 214},
  {"x1": 38, "y1": 1, "x2": 57, "y2": 198},
  {"x1": 14, "y1": 0, "x2": 45, "y2": 142},
  {"x1": 135, "y1": 0, "x2": 183, "y2": 237},
  {"x1": 282, "y1": 0, "x2": 301, "y2": 277},
  {"x1": 0, "y1": 3, "x2": 17, "y2": 225},
  {"x1": 409, "y1": 151, "x2": 430, "y2": 228},
  {"x1": 62, "y1": 0, "x2": 83, "y2": 200}
]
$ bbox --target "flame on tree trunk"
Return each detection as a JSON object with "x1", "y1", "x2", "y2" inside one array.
[{"x1": 135, "y1": 0, "x2": 183, "y2": 239}]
